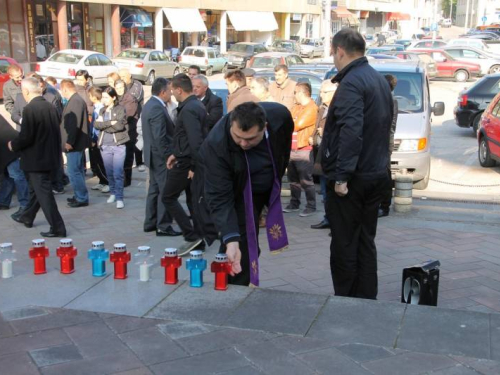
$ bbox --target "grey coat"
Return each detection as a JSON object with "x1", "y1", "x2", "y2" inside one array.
[{"x1": 3, "y1": 80, "x2": 22, "y2": 115}]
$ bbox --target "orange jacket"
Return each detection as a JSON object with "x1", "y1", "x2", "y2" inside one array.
[{"x1": 291, "y1": 100, "x2": 318, "y2": 149}]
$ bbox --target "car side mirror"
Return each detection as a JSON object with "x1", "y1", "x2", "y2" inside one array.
[{"x1": 432, "y1": 102, "x2": 445, "y2": 116}]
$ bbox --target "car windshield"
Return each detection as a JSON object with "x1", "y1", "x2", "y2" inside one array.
[
  {"x1": 230, "y1": 44, "x2": 252, "y2": 53},
  {"x1": 387, "y1": 72, "x2": 424, "y2": 113},
  {"x1": 301, "y1": 39, "x2": 315, "y2": 46},
  {"x1": 252, "y1": 57, "x2": 282, "y2": 68},
  {"x1": 117, "y1": 50, "x2": 147, "y2": 59},
  {"x1": 48, "y1": 52, "x2": 84, "y2": 64}
]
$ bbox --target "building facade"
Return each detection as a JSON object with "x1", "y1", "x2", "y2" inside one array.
[{"x1": 456, "y1": 0, "x2": 500, "y2": 28}]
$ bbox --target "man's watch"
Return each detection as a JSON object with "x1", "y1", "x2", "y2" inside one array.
[{"x1": 335, "y1": 181, "x2": 347, "y2": 185}]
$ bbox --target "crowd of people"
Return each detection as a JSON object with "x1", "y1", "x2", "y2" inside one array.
[{"x1": 0, "y1": 29, "x2": 398, "y2": 299}]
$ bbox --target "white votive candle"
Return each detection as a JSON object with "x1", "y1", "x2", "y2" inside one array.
[
  {"x1": 2, "y1": 260, "x2": 13, "y2": 278},
  {"x1": 139, "y1": 263, "x2": 150, "y2": 282}
]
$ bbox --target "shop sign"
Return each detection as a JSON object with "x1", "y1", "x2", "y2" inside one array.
[{"x1": 26, "y1": 3, "x2": 36, "y2": 55}]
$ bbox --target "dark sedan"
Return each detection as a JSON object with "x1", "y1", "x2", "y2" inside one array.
[{"x1": 454, "y1": 73, "x2": 500, "y2": 134}]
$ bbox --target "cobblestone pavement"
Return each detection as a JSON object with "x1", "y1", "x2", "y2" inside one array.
[{"x1": 2, "y1": 171, "x2": 500, "y2": 314}]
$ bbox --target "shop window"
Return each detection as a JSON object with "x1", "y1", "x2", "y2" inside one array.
[
  {"x1": 33, "y1": 1, "x2": 58, "y2": 59},
  {"x1": 0, "y1": 0, "x2": 6, "y2": 23},
  {"x1": 8, "y1": 0, "x2": 23, "y2": 23},
  {"x1": 0, "y1": 23, "x2": 10, "y2": 57},
  {"x1": 89, "y1": 4, "x2": 104, "y2": 53}
]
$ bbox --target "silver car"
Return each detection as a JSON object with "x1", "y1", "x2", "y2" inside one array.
[
  {"x1": 300, "y1": 39, "x2": 324, "y2": 58},
  {"x1": 112, "y1": 49, "x2": 181, "y2": 85},
  {"x1": 444, "y1": 46, "x2": 500, "y2": 75}
]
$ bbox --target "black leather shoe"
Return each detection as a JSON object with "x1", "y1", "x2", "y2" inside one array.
[
  {"x1": 311, "y1": 219, "x2": 330, "y2": 229},
  {"x1": 12, "y1": 215, "x2": 33, "y2": 228},
  {"x1": 68, "y1": 201, "x2": 89, "y2": 208},
  {"x1": 11, "y1": 207, "x2": 25, "y2": 220},
  {"x1": 378, "y1": 208, "x2": 389, "y2": 218},
  {"x1": 156, "y1": 226, "x2": 182, "y2": 237},
  {"x1": 40, "y1": 231, "x2": 66, "y2": 238},
  {"x1": 67, "y1": 196, "x2": 76, "y2": 203}
]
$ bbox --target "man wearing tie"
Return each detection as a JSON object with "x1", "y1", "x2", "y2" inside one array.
[{"x1": 142, "y1": 78, "x2": 181, "y2": 237}]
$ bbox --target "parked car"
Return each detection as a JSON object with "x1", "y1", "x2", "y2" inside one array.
[
  {"x1": 382, "y1": 44, "x2": 406, "y2": 51},
  {"x1": 444, "y1": 46, "x2": 500, "y2": 75},
  {"x1": 178, "y1": 46, "x2": 228, "y2": 76},
  {"x1": 368, "y1": 54, "x2": 401, "y2": 60},
  {"x1": 112, "y1": 48, "x2": 181, "y2": 85},
  {"x1": 247, "y1": 52, "x2": 304, "y2": 70},
  {"x1": 288, "y1": 63, "x2": 334, "y2": 79},
  {"x1": 226, "y1": 43, "x2": 267, "y2": 69},
  {"x1": 466, "y1": 33, "x2": 500, "y2": 41},
  {"x1": 410, "y1": 49, "x2": 481, "y2": 82},
  {"x1": 477, "y1": 90, "x2": 500, "y2": 167},
  {"x1": 0, "y1": 57, "x2": 19, "y2": 100},
  {"x1": 442, "y1": 18, "x2": 452, "y2": 28},
  {"x1": 36, "y1": 49, "x2": 118, "y2": 86},
  {"x1": 300, "y1": 38, "x2": 324, "y2": 58},
  {"x1": 446, "y1": 38, "x2": 492, "y2": 51},
  {"x1": 454, "y1": 74, "x2": 500, "y2": 134},
  {"x1": 408, "y1": 40, "x2": 447, "y2": 49},
  {"x1": 386, "y1": 51, "x2": 438, "y2": 78},
  {"x1": 366, "y1": 46, "x2": 395, "y2": 55},
  {"x1": 394, "y1": 39, "x2": 413, "y2": 49},
  {"x1": 269, "y1": 39, "x2": 301, "y2": 54},
  {"x1": 370, "y1": 60, "x2": 445, "y2": 189}
]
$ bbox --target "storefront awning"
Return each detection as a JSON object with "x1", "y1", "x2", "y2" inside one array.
[
  {"x1": 162, "y1": 8, "x2": 207, "y2": 33},
  {"x1": 360, "y1": 11, "x2": 370, "y2": 19},
  {"x1": 332, "y1": 6, "x2": 360, "y2": 25},
  {"x1": 226, "y1": 11, "x2": 278, "y2": 32},
  {"x1": 120, "y1": 7, "x2": 153, "y2": 28},
  {"x1": 387, "y1": 12, "x2": 411, "y2": 21}
]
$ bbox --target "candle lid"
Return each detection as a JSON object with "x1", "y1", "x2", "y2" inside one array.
[
  {"x1": 190, "y1": 250, "x2": 203, "y2": 259},
  {"x1": 215, "y1": 253, "x2": 228, "y2": 262},
  {"x1": 60, "y1": 239, "x2": 73, "y2": 247},
  {"x1": 32, "y1": 239, "x2": 45, "y2": 248},
  {"x1": 164, "y1": 248, "x2": 178, "y2": 257},
  {"x1": 0, "y1": 243, "x2": 13, "y2": 251},
  {"x1": 114, "y1": 243, "x2": 127, "y2": 252},
  {"x1": 138, "y1": 246, "x2": 150, "y2": 254},
  {"x1": 92, "y1": 241, "x2": 105, "y2": 250}
]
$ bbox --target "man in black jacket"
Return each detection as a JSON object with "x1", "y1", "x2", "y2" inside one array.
[
  {"x1": 60, "y1": 79, "x2": 90, "y2": 207},
  {"x1": 142, "y1": 78, "x2": 180, "y2": 237},
  {"x1": 199, "y1": 102, "x2": 293, "y2": 286},
  {"x1": 164, "y1": 73, "x2": 207, "y2": 255},
  {"x1": 321, "y1": 28, "x2": 393, "y2": 300},
  {"x1": 192, "y1": 74, "x2": 223, "y2": 131},
  {"x1": 9, "y1": 77, "x2": 66, "y2": 238}
]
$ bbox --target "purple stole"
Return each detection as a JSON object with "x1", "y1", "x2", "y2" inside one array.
[{"x1": 243, "y1": 132, "x2": 289, "y2": 287}]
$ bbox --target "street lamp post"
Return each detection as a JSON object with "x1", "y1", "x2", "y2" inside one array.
[{"x1": 323, "y1": 0, "x2": 331, "y2": 59}]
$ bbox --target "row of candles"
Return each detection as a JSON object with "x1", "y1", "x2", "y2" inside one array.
[{"x1": 0, "y1": 240, "x2": 232, "y2": 290}]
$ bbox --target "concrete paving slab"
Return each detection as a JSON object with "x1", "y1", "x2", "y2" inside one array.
[
  {"x1": 362, "y1": 352, "x2": 459, "y2": 375},
  {"x1": 297, "y1": 347, "x2": 374, "y2": 375},
  {"x1": 397, "y1": 305, "x2": 491, "y2": 359},
  {"x1": 0, "y1": 352, "x2": 40, "y2": 375},
  {"x1": 65, "y1": 274, "x2": 182, "y2": 317},
  {"x1": 306, "y1": 297, "x2": 405, "y2": 348},
  {"x1": 146, "y1": 282, "x2": 252, "y2": 326},
  {"x1": 225, "y1": 289, "x2": 327, "y2": 335},
  {"x1": 488, "y1": 313, "x2": 500, "y2": 360},
  {"x1": 336, "y1": 343, "x2": 395, "y2": 363},
  {"x1": 29, "y1": 344, "x2": 83, "y2": 367}
]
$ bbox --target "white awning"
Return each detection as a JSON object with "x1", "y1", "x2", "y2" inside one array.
[
  {"x1": 162, "y1": 8, "x2": 207, "y2": 33},
  {"x1": 227, "y1": 11, "x2": 278, "y2": 32}
]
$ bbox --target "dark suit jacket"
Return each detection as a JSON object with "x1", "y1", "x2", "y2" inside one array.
[
  {"x1": 10, "y1": 96, "x2": 62, "y2": 172},
  {"x1": 201, "y1": 88, "x2": 223, "y2": 131},
  {"x1": 0, "y1": 115, "x2": 19, "y2": 173},
  {"x1": 11, "y1": 87, "x2": 62, "y2": 128},
  {"x1": 61, "y1": 93, "x2": 90, "y2": 152},
  {"x1": 141, "y1": 96, "x2": 174, "y2": 168}
]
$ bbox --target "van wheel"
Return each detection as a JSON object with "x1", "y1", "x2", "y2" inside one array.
[
  {"x1": 222, "y1": 64, "x2": 228, "y2": 73},
  {"x1": 146, "y1": 70, "x2": 155, "y2": 85},
  {"x1": 489, "y1": 65, "x2": 500, "y2": 74},
  {"x1": 472, "y1": 113, "x2": 482, "y2": 136},
  {"x1": 206, "y1": 66, "x2": 213, "y2": 76},
  {"x1": 479, "y1": 136, "x2": 496, "y2": 167},
  {"x1": 454, "y1": 69, "x2": 469, "y2": 82}
]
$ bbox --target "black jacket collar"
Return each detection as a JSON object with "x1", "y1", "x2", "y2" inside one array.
[
  {"x1": 202, "y1": 88, "x2": 213, "y2": 104},
  {"x1": 332, "y1": 56, "x2": 368, "y2": 83},
  {"x1": 177, "y1": 94, "x2": 197, "y2": 112}
]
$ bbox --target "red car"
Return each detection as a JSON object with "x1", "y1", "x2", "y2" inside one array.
[
  {"x1": 0, "y1": 57, "x2": 19, "y2": 100},
  {"x1": 410, "y1": 49, "x2": 481, "y2": 82},
  {"x1": 478, "y1": 91, "x2": 500, "y2": 167}
]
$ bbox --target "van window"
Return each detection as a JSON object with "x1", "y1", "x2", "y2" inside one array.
[
  {"x1": 208, "y1": 50, "x2": 216, "y2": 59},
  {"x1": 389, "y1": 72, "x2": 424, "y2": 112}
]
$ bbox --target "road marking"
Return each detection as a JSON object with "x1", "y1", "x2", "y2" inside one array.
[{"x1": 452, "y1": 152, "x2": 477, "y2": 180}]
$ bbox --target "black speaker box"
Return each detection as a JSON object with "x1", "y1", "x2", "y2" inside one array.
[{"x1": 401, "y1": 260, "x2": 440, "y2": 307}]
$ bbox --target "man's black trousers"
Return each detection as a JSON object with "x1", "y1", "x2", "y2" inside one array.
[
  {"x1": 325, "y1": 175, "x2": 389, "y2": 300},
  {"x1": 21, "y1": 171, "x2": 66, "y2": 234}
]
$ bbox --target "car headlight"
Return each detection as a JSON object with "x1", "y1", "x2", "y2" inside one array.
[{"x1": 399, "y1": 138, "x2": 427, "y2": 152}]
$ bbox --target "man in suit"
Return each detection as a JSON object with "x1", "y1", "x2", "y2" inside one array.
[
  {"x1": 142, "y1": 78, "x2": 181, "y2": 237},
  {"x1": 9, "y1": 77, "x2": 66, "y2": 238},
  {"x1": 192, "y1": 74, "x2": 223, "y2": 131},
  {"x1": 60, "y1": 79, "x2": 90, "y2": 208}
]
